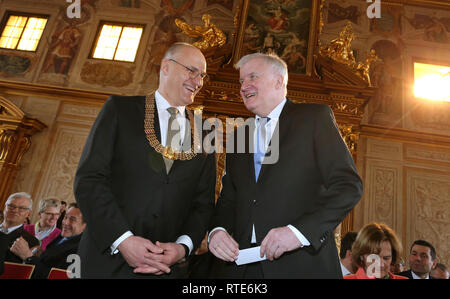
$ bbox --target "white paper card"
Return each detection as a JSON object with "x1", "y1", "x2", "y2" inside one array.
[{"x1": 235, "y1": 246, "x2": 266, "y2": 265}]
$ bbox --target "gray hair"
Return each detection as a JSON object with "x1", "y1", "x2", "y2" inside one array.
[
  {"x1": 38, "y1": 197, "x2": 61, "y2": 213},
  {"x1": 235, "y1": 52, "x2": 289, "y2": 87},
  {"x1": 6, "y1": 192, "x2": 33, "y2": 210}
]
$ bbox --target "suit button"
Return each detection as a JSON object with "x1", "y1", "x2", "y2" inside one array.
[
  {"x1": 153, "y1": 214, "x2": 159, "y2": 218},
  {"x1": 253, "y1": 199, "x2": 256, "y2": 204}
]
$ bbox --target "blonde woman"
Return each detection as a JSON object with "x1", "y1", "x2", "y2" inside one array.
[
  {"x1": 345, "y1": 222, "x2": 408, "y2": 279},
  {"x1": 24, "y1": 198, "x2": 61, "y2": 252}
]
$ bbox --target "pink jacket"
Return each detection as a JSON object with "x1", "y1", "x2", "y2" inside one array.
[
  {"x1": 24, "y1": 224, "x2": 61, "y2": 251},
  {"x1": 344, "y1": 267, "x2": 409, "y2": 279}
]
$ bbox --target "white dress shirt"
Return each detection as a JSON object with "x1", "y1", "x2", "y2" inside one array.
[
  {"x1": 0, "y1": 223, "x2": 22, "y2": 234},
  {"x1": 412, "y1": 271, "x2": 430, "y2": 279}
]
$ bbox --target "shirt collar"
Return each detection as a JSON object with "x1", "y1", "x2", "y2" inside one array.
[
  {"x1": 0, "y1": 223, "x2": 23, "y2": 234},
  {"x1": 155, "y1": 90, "x2": 186, "y2": 117},
  {"x1": 255, "y1": 98, "x2": 287, "y2": 123},
  {"x1": 412, "y1": 270, "x2": 429, "y2": 279}
]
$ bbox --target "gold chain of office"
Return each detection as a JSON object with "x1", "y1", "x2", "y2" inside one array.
[{"x1": 144, "y1": 92, "x2": 198, "y2": 161}]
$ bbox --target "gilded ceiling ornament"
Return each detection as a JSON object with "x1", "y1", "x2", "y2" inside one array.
[{"x1": 175, "y1": 14, "x2": 227, "y2": 51}]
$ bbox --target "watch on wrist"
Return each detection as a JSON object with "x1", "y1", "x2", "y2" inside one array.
[{"x1": 24, "y1": 256, "x2": 33, "y2": 264}]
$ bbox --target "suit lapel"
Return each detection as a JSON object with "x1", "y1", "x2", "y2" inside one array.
[{"x1": 256, "y1": 99, "x2": 292, "y2": 182}]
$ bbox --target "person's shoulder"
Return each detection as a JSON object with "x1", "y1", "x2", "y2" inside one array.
[
  {"x1": 23, "y1": 224, "x2": 34, "y2": 233},
  {"x1": 287, "y1": 100, "x2": 331, "y2": 114},
  {"x1": 396, "y1": 270, "x2": 411, "y2": 276},
  {"x1": 394, "y1": 270, "x2": 412, "y2": 279},
  {"x1": 106, "y1": 95, "x2": 145, "y2": 104},
  {"x1": 392, "y1": 274, "x2": 409, "y2": 279}
]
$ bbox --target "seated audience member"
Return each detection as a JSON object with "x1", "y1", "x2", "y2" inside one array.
[
  {"x1": 0, "y1": 192, "x2": 40, "y2": 264},
  {"x1": 10, "y1": 203, "x2": 86, "y2": 279},
  {"x1": 431, "y1": 263, "x2": 449, "y2": 279},
  {"x1": 24, "y1": 198, "x2": 62, "y2": 252},
  {"x1": 397, "y1": 240, "x2": 437, "y2": 279},
  {"x1": 344, "y1": 222, "x2": 407, "y2": 279},
  {"x1": 56, "y1": 201, "x2": 67, "y2": 230},
  {"x1": 339, "y1": 231, "x2": 357, "y2": 276},
  {"x1": 390, "y1": 257, "x2": 405, "y2": 273}
]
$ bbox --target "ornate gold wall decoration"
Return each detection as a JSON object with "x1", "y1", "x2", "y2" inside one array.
[
  {"x1": 319, "y1": 22, "x2": 379, "y2": 86},
  {"x1": 319, "y1": 22, "x2": 357, "y2": 68},
  {"x1": 338, "y1": 124, "x2": 359, "y2": 156},
  {"x1": 0, "y1": 96, "x2": 46, "y2": 207},
  {"x1": 355, "y1": 49, "x2": 380, "y2": 86},
  {"x1": 176, "y1": 14, "x2": 227, "y2": 51}
]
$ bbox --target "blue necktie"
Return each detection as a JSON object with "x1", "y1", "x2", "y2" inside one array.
[
  {"x1": 254, "y1": 117, "x2": 270, "y2": 180},
  {"x1": 57, "y1": 237, "x2": 68, "y2": 245}
]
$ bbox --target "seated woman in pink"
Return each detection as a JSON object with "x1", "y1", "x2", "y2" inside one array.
[
  {"x1": 24, "y1": 198, "x2": 61, "y2": 252},
  {"x1": 345, "y1": 222, "x2": 408, "y2": 279}
]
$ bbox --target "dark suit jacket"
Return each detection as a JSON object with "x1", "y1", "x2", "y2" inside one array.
[
  {"x1": 396, "y1": 269, "x2": 436, "y2": 279},
  {"x1": 74, "y1": 95, "x2": 216, "y2": 278},
  {"x1": 210, "y1": 101, "x2": 363, "y2": 279},
  {"x1": 26, "y1": 234, "x2": 82, "y2": 279},
  {"x1": 0, "y1": 226, "x2": 40, "y2": 264}
]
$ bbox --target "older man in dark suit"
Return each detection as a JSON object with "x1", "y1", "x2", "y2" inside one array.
[
  {"x1": 208, "y1": 52, "x2": 363, "y2": 278},
  {"x1": 74, "y1": 42, "x2": 216, "y2": 278}
]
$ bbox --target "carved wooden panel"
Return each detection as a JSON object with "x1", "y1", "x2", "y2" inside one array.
[
  {"x1": 406, "y1": 168, "x2": 450, "y2": 267},
  {"x1": 364, "y1": 158, "x2": 403, "y2": 235},
  {"x1": 30, "y1": 123, "x2": 90, "y2": 221}
]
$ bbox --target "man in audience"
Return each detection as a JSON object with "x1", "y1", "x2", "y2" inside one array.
[
  {"x1": 339, "y1": 231, "x2": 357, "y2": 276},
  {"x1": 431, "y1": 263, "x2": 449, "y2": 279},
  {"x1": 397, "y1": 239, "x2": 437, "y2": 279},
  {"x1": 10, "y1": 203, "x2": 86, "y2": 279},
  {"x1": 0, "y1": 192, "x2": 40, "y2": 265},
  {"x1": 56, "y1": 200, "x2": 67, "y2": 229}
]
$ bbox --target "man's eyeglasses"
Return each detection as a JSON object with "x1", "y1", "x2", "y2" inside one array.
[
  {"x1": 168, "y1": 59, "x2": 209, "y2": 81},
  {"x1": 42, "y1": 212, "x2": 60, "y2": 217},
  {"x1": 7, "y1": 203, "x2": 30, "y2": 212}
]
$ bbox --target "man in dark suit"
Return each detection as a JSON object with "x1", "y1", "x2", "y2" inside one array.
[
  {"x1": 208, "y1": 52, "x2": 363, "y2": 278},
  {"x1": 74, "y1": 42, "x2": 216, "y2": 278},
  {"x1": 10, "y1": 204, "x2": 86, "y2": 279},
  {"x1": 397, "y1": 240, "x2": 437, "y2": 279},
  {"x1": 0, "y1": 192, "x2": 40, "y2": 266}
]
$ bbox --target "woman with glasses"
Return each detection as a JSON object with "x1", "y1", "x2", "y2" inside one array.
[{"x1": 24, "y1": 198, "x2": 61, "y2": 252}]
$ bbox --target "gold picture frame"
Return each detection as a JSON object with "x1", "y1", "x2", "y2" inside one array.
[{"x1": 232, "y1": 0, "x2": 321, "y2": 77}]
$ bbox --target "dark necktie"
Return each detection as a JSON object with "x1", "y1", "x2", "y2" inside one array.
[{"x1": 164, "y1": 107, "x2": 180, "y2": 173}]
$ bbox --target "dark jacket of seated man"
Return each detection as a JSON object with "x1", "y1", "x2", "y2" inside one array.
[
  {"x1": 0, "y1": 226, "x2": 40, "y2": 264},
  {"x1": 25, "y1": 234, "x2": 82, "y2": 279}
]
